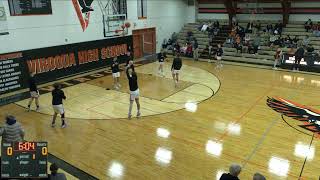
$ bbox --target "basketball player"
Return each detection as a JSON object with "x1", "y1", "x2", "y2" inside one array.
[
  {"x1": 157, "y1": 49, "x2": 166, "y2": 76},
  {"x1": 215, "y1": 44, "x2": 224, "y2": 68},
  {"x1": 51, "y1": 83, "x2": 67, "y2": 128},
  {"x1": 27, "y1": 73, "x2": 40, "y2": 112},
  {"x1": 126, "y1": 66, "x2": 140, "y2": 119},
  {"x1": 111, "y1": 57, "x2": 121, "y2": 90},
  {"x1": 171, "y1": 53, "x2": 182, "y2": 87}
]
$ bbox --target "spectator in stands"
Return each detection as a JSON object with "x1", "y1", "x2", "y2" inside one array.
[
  {"x1": 246, "y1": 22, "x2": 254, "y2": 33},
  {"x1": 234, "y1": 35, "x2": 243, "y2": 54},
  {"x1": 274, "y1": 21, "x2": 283, "y2": 35},
  {"x1": 294, "y1": 46, "x2": 305, "y2": 71},
  {"x1": 49, "y1": 163, "x2": 67, "y2": 180},
  {"x1": 201, "y1": 23, "x2": 209, "y2": 32},
  {"x1": 173, "y1": 42, "x2": 180, "y2": 56},
  {"x1": 303, "y1": 35, "x2": 310, "y2": 47},
  {"x1": 292, "y1": 36, "x2": 299, "y2": 48},
  {"x1": 219, "y1": 164, "x2": 241, "y2": 180},
  {"x1": 254, "y1": 20, "x2": 261, "y2": 32},
  {"x1": 0, "y1": 115, "x2": 25, "y2": 143},
  {"x1": 284, "y1": 35, "x2": 292, "y2": 47},
  {"x1": 273, "y1": 48, "x2": 282, "y2": 69},
  {"x1": 171, "y1": 32, "x2": 178, "y2": 43},
  {"x1": 186, "y1": 43, "x2": 193, "y2": 57},
  {"x1": 193, "y1": 39, "x2": 199, "y2": 61},
  {"x1": 313, "y1": 22, "x2": 320, "y2": 37},
  {"x1": 266, "y1": 23, "x2": 273, "y2": 33},
  {"x1": 269, "y1": 34, "x2": 277, "y2": 47},
  {"x1": 252, "y1": 34, "x2": 261, "y2": 55},
  {"x1": 214, "y1": 20, "x2": 220, "y2": 29},
  {"x1": 305, "y1": 19, "x2": 313, "y2": 32},
  {"x1": 253, "y1": 173, "x2": 266, "y2": 180}
]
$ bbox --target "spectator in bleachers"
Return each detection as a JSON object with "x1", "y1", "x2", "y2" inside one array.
[
  {"x1": 254, "y1": 20, "x2": 261, "y2": 32},
  {"x1": 201, "y1": 23, "x2": 209, "y2": 32},
  {"x1": 253, "y1": 173, "x2": 266, "y2": 180},
  {"x1": 171, "y1": 32, "x2": 178, "y2": 43},
  {"x1": 219, "y1": 164, "x2": 241, "y2": 180},
  {"x1": 49, "y1": 163, "x2": 67, "y2": 180},
  {"x1": 252, "y1": 34, "x2": 261, "y2": 55},
  {"x1": 185, "y1": 43, "x2": 193, "y2": 57},
  {"x1": 312, "y1": 22, "x2": 320, "y2": 37},
  {"x1": 274, "y1": 21, "x2": 283, "y2": 35},
  {"x1": 273, "y1": 48, "x2": 282, "y2": 70},
  {"x1": 0, "y1": 115, "x2": 25, "y2": 143},
  {"x1": 244, "y1": 33, "x2": 251, "y2": 46},
  {"x1": 269, "y1": 34, "x2": 277, "y2": 47},
  {"x1": 214, "y1": 20, "x2": 220, "y2": 29},
  {"x1": 246, "y1": 22, "x2": 253, "y2": 33},
  {"x1": 284, "y1": 35, "x2": 293, "y2": 47},
  {"x1": 305, "y1": 19, "x2": 313, "y2": 32},
  {"x1": 266, "y1": 23, "x2": 273, "y2": 33},
  {"x1": 234, "y1": 35, "x2": 243, "y2": 54},
  {"x1": 292, "y1": 36, "x2": 299, "y2": 48},
  {"x1": 173, "y1": 42, "x2": 180, "y2": 56},
  {"x1": 193, "y1": 39, "x2": 199, "y2": 61},
  {"x1": 302, "y1": 35, "x2": 310, "y2": 47}
]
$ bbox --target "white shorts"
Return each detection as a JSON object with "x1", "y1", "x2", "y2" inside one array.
[
  {"x1": 52, "y1": 104, "x2": 65, "y2": 114},
  {"x1": 172, "y1": 69, "x2": 180, "y2": 75},
  {"x1": 217, "y1": 56, "x2": 222, "y2": 60},
  {"x1": 30, "y1": 91, "x2": 39, "y2": 98},
  {"x1": 112, "y1": 72, "x2": 120, "y2": 78},
  {"x1": 130, "y1": 89, "x2": 140, "y2": 101},
  {"x1": 159, "y1": 61, "x2": 164, "y2": 65}
]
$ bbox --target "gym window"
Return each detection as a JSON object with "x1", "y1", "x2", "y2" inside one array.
[{"x1": 138, "y1": 0, "x2": 147, "y2": 19}]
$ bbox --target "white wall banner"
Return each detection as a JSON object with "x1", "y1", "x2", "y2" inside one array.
[{"x1": 0, "y1": 1, "x2": 9, "y2": 36}]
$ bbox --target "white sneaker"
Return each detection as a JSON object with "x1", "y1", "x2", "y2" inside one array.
[
  {"x1": 61, "y1": 123, "x2": 67, "y2": 128},
  {"x1": 36, "y1": 107, "x2": 40, "y2": 112},
  {"x1": 137, "y1": 112, "x2": 141, "y2": 118}
]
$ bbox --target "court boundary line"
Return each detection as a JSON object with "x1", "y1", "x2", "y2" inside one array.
[{"x1": 298, "y1": 133, "x2": 315, "y2": 179}]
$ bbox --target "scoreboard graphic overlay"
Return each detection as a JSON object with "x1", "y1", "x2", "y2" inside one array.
[{"x1": 1, "y1": 142, "x2": 48, "y2": 178}]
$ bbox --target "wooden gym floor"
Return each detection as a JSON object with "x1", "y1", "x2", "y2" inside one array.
[{"x1": 0, "y1": 59, "x2": 320, "y2": 179}]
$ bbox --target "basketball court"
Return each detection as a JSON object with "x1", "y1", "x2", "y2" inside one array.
[
  {"x1": 0, "y1": 58, "x2": 319, "y2": 179},
  {"x1": 1, "y1": 0, "x2": 320, "y2": 179}
]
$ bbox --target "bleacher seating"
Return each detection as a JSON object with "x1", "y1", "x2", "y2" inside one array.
[{"x1": 172, "y1": 19, "x2": 320, "y2": 66}]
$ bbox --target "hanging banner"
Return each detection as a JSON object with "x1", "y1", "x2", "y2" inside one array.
[{"x1": 0, "y1": 1, "x2": 9, "y2": 36}]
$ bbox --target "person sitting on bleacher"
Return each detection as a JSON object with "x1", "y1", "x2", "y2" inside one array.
[
  {"x1": 303, "y1": 35, "x2": 310, "y2": 47},
  {"x1": 292, "y1": 36, "x2": 299, "y2": 48},
  {"x1": 255, "y1": 20, "x2": 262, "y2": 32},
  {"x1": 185, "y1": 43, "x2": 193, "y2": 58},
  {"x1": 246, "y1": 22, "x2": 253, "y2": 33},
  {"x1": 266, "y1": 23, "x2": 273, "y2": 33},
  {"x1": 252, "y1": 34, "x2": 261, "y2": 55},
  {"x1": 313, "y1": 22, "x2": 320, "y2": 37},
  {"x1": 274, "y1": 21, "x2": 283, "y2": 35},
  {"x1": 284, "y1": 35, "x2": 293, "y2": 47},
  {"x1": 234, "y1": 35, "x2": 243, "y2": 54},
  {"x1": 305, "y1": 19, "x2": 313, "y2": 32}
]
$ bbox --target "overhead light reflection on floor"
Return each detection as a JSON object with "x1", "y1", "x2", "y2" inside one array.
[
  {"x1": 283, "y1": 75, "x2": 293, "y2": 83},
  {"x1": 268, "y1": 156, "x2": 290, "y2": 177},
  {"x1": 155, "y1": 147, "x2": 172, "y2": 165},
  {"x1": 185, "y1": 102, "x2": 198, "y2": 112},
  {"x1": 311, "y1": 80, "x2": 320, "y2": 87},
  {"x1": 227, "y1": 123, "x2": 241, "y2": 135},
  {"x1": 294, "y1": 142, "x2": 315, "y2": 160},
  {"x1": 206, "y1": 140, "x2": 223, "y2": 157},
  {"x1": 157, "y1": 128, "x2": 170, "y2": 138},
  {"x1": 108, "y1": 161, "x2": 124, "y2": 179}
]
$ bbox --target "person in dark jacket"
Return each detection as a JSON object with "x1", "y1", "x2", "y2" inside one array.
[
  {"x1": 126, "y1": 65, "x2": 140, "y2": 119},
  {"x1": 51, "y1": 83, "x2": 67, "y2": 128},
  {"x1": 305, "y1": 19, "x2": 313, "y2": 32},
  {"x1": 220, "y1": 164, "x2": 241, "y2": 180},
  {"x1": 48, "y1": 163, "x2": 67, "y2": 180},
  {"x1": 27, "y1": 72, "x2": 40, "y2": 112},
  {"x1": 0, "y1": 115, "x2": 25, "y2": 143},
  {"x1": 171, "y1": 53, "x2": 182, "y2": 87},
  {"x1": 294, "y1": 46, "x2": 305, "y2": 71}
]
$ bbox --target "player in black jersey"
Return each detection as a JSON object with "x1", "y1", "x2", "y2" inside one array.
[
  {"x1": 111, "y1": 57, "x2": 121, "y2": 90},
  {"x1": 27, "y1": 73, "x2": 40, "y2": 112},
  {"x1": 171, "y1": 53, "x2": 182, "y2": 87},
  {"x1": 215, "y1": 44, "x2": 224, "y2": 69},
  {"x1": 51, "y1": 83, "x2": 67, "y2": 128},
  {"x1": 157, "y1": 49, "x2": 166, "y2": 76},
  {"x1": 126, "y1": 66, "x2": 140, "y2": 119}
]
